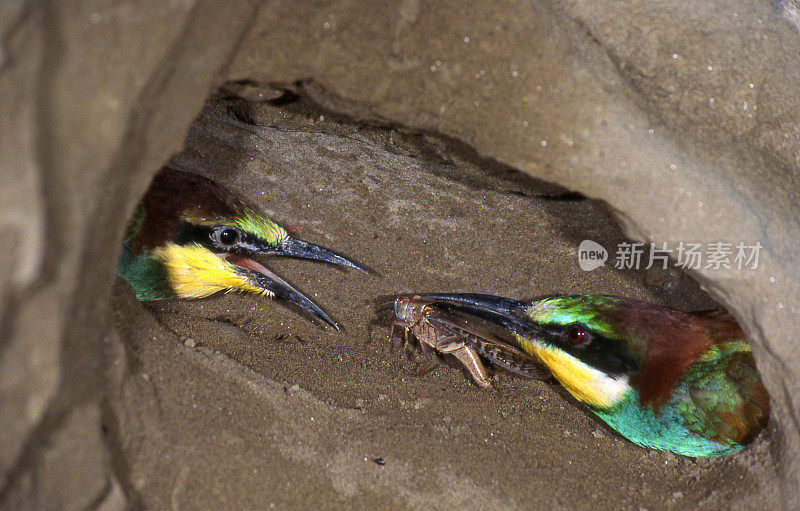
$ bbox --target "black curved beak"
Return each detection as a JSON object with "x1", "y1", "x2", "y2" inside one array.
[
  {"x1": 270, "y1": 238, "x2": 368, "y2": 273},
  {"x1": 232, "y1": 237, "x2": 365, "y2": 328},
  {"x1": 222, "y1": 254, "x2": 339, "y2": 329},
  {"x1": 415, "y1": 293, "x2": 533, "y2": 334}
]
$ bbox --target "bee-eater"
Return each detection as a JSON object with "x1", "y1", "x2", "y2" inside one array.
[
  {"x1": 117, "y1": 168, "x2": 365, "y2": 328},
  {"x1": 416, "y1": 293, "x2": 769, "y2": 457}
]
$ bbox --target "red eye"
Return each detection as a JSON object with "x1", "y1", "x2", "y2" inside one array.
[{"x1": 567, "y1": 325, "x2": 587, "y2": 345}]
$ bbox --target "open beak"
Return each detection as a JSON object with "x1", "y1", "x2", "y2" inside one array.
[
  {"x1": 222, "y1": 237, "x2": 366, "y2": 328},
  {"x1": 266, "y1": 237, "x2": 368, "y2": 273},
  {"x1": 221, "y1": 254, "x2": 339, "y2": 329},
  {"x1": 415, "y1": 293, "x2": 534, "y2": 334}
]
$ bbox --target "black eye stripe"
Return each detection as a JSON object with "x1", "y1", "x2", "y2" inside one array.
[
  {"x1": 172, "y1": 221, "x2": 276, "y2": 256},
  {"x1": 539, "y1": 322, "x2": 637, "y2": 376},
  {"x1": 541, "y1": 323, "x2": 591, "y2": 346}
]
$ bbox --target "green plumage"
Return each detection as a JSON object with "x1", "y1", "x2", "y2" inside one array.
[
  {"x1": 676, "y1": 341, "x2": 766, "y2": 446},
  {"x1": 116, "y1": 168, "x2": 364, "y2": 327},
  {"x1": 593, "y1": 389, "x2": 737, "y2": 457},
  {"x1": 593, "y1": 341, "x2": 759, "y2": 457},
  {"x1": 118, "y1": 204, "x2": 174, "y2": 300},
  {"x1": 417, "y1": 293, "x2": 770, "y2": 457},
  {"x1": 117, "y1": 243, "x2": 174, "y2": 300}
]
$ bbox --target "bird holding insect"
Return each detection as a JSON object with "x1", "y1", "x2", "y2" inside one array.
[
  {"x1": 389, "y1": 295, "x2": 549, "y2": 388},
  {"x1": 390, "y1": 293, "x2": 769, "y2": 457},
  {"x1": 117, "y1": 168, "x2": 365, "y2": 328},
  {"x1": 118, "y1": 169, "x2": 769, "y2": 458}
]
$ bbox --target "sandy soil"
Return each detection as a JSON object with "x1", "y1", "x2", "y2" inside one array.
[
  {"x1": 103, "y1": 99, "x2": 772, "y2": 509},
  {"x1": 5, "y1": 2, "x2": 800, "y2": 509}
]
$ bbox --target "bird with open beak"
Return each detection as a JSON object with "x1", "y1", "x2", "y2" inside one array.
[{"x1": 118, "y1": 168, "x2": 365, "y2": 328}]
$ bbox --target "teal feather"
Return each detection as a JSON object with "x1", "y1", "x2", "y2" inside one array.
[
  {"x1": 117, "y1": 242, "x2": 174, "y2": 300},
  {"x1": 529, "y1": 295, "x2": 622, "y2": 339},
  {"x1": 592, "y1": 387, "x2": 738, "y2": 457},
  {"x1": 416, "y1": 293, "x2": 769, "y2": 457},
  {"x1": 592, "y1": 340, "x2": 763, "y2": 456},
  {"x1": 676, "y1": 340, "x2": 766, "y2": 445}
]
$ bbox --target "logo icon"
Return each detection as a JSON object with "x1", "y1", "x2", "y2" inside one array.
[{"x1": 578, "y1": 240, "x2": 608, "y2": 271}]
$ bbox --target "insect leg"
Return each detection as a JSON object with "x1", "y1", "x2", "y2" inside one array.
[
  {"x1": 450, "y1": 345, "x2": 492, "y2": 388},
  {"x1": 387, "y1": 321, "x2": 397, "y2": 343},
  {"x1": 415, "y1": 342, "x2": 438, "y2": 375}
]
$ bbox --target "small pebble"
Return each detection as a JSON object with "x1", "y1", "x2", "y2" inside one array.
[
  {"x1": 289, "y1": 384, "x2": 300, "y2": 393},
  {"x1": 372, "y1": 457, "x2": 386, "y2": 466},
  {"x1": 591, "y1": 429, "x2": 605, "y2": 438},
  {"x1": 184, "y1": 338, "x2": 196, "y2": 348}
]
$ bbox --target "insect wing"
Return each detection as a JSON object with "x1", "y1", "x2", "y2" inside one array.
[
  {"x1": 467, "y1": 335, "x2": 551, "y2": 380},
  {"x1": 424, "y1": 309, "x2": 551, "y2": 380}
]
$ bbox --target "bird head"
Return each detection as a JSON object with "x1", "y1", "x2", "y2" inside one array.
[
  {"x1": 415, "y1": 293, "x2": 738, "y2": 411},
  {"x1": 119, "y1": 168, "x2": 365, "y2": 328}
]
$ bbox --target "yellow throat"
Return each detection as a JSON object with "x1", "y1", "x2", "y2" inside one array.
[
  {"x1": 516, "y1": 335, "x2": 630, "y2": 409},
  {"x1": 153, "y1": 243, "x2": 270, "y2": 299}
]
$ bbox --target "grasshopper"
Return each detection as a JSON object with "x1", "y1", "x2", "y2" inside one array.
[{"x1": 388, "y1": 295, "x2": 549, "y2": 387}]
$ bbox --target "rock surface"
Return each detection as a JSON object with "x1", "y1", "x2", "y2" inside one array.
[{"x1": 2, "y1": 1, "x2": 799, "y2": 509}]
